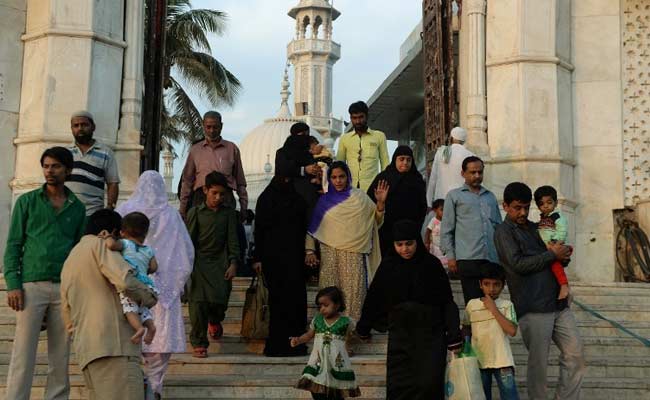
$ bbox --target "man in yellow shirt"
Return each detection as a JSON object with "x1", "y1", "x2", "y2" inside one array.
[{"x1": 336, "y1": 101, "x2": 390, "y2": 191}]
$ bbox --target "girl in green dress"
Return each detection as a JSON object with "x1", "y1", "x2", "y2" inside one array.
[{"x1": 291, "y1": 287, "x2": 360, "y2": 399}]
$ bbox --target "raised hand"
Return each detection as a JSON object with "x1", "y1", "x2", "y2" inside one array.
[{"x1": 374, "y1": 180, "x2": 390, "y2": 205}]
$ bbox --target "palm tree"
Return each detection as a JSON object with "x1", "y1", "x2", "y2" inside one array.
[{"x1": 162, "y1": 0, "x2": 241, "y2": 147}]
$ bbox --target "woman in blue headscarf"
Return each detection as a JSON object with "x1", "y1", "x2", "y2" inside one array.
[{"x1": 305, "y1": 161, "x2": 389, "y2": 321}]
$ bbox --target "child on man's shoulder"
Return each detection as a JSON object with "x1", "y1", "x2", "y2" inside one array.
[{"x1": 101, "y1": 211, "x2": 158, "y2": 345}]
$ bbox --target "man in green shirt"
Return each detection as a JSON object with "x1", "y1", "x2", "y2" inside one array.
[
  {"x1": 336, "y1": 101, "x2": 390, "y2": 191},
  {"x1": 3, "y1": 147, "x2": 86, "y2": 400}
]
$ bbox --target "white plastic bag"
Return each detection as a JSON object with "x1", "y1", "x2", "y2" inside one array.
[{"x1": 445, "y1": 352, "x2": 486, "y2": 400}]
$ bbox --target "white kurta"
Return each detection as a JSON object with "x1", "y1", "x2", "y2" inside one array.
[{"x1": 426, "y1": 143, "x2": 476, "y2": 205}]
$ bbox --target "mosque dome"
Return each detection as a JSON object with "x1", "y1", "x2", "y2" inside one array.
[
  {"x1": 240, "y1": 67, "x2": 324, "y2": 209},
  {"x1": 240, "y1": 116, "x2": 323, "y2": 176}
]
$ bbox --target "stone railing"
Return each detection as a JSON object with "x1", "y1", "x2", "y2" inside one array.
[{"x1": 287, "y1": 39, "x2": 341, "y2": 58}]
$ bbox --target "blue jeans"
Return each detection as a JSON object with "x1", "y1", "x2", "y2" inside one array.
[{"x1": 480, "y1": 367, "x2": 520, "y2": 400}]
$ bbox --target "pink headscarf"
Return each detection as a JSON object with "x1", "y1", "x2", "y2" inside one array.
[{"x1": 116, "y1": 171, "x2": 194, "y2": 308}]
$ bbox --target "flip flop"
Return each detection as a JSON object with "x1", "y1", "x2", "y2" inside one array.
[
  {"x1": 192, "y1": 347, "x2": 208, "y2": 358},
  {"x1": 208, "y1": 322, "x2": 223, "y2": 340}
]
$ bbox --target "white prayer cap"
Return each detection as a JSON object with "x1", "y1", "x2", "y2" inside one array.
[
  {"x1": 70, "y1": 110, "x2": 95, "y2": 123},
  {"x1": 450, "y1": 127, "x2": 467, "y2": 142}
]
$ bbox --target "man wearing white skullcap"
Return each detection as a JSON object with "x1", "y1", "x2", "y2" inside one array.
[
  {"x1": 67, "y1": 111, "x2": 121, "y2": 215},
  {"x1": 426, "y1": 127, "x2": 475, "y2": 206}
]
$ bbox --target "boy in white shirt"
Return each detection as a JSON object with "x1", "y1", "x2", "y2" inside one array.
[{"x1": 464, "y1": 263, "x2": 520, "y2": 400}]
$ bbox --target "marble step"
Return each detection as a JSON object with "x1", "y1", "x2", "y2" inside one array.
[
  {"x1": 1, "y1": 277, "x2": 650, "y2": 305},
  {"x1": 2, "y1": 353, "x2": 649, "y2": 381},
  {"x1": 0, "y1": 334, "x2": 647, "y2": 360},
  {"x1": 0, "y1": 310, "x2": 648, "y2": 342},
  {"x1": 0, "y1": 374, "x2": 386, "y2": 399},
  {"x1": 0, "y1": 288, "x2": 648, "y2": 324},
  {"x1": 1, "y1": 288, "x2": 648, "y2": 309},
  {"x1": 2, "y1": 376, "x2": 648, "y2": 400}
]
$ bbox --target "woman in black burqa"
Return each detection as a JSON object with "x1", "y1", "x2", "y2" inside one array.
[
  {"x1": 356, "y1": 220, "x2": 462, "y2": 400},
  {"x1": 367, "y1": 145, "x2": 427, "y2": 256},
  {"x1": 274, "y1": 133, "x2": 320, "y2": 217},
  {"x1": 253, "y1": 162, "x2": 310, "y2": 357}
]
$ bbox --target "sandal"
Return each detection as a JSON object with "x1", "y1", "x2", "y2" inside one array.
[
  {"x1": 192, "y1": 347, "x2": 208, "y2": 358},
  {"x1": 208, "y1": 322, "x2": 223, "y2": 340}
]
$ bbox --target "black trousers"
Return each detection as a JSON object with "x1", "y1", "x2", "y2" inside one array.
[{"x1": 457, "y1": 259, "x2": 489, "y2": 305}]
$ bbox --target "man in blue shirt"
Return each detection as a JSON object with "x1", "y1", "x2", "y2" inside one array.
[{"x1": 441, "y1": 156, "x2": 502, "y2": 304}]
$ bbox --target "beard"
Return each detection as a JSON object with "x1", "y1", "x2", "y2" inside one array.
[
  {"x1": 75, "y1": 133, "x2": 93, "y2": 145},
  {"x1": 353, "y1": 123, "x2": 368, "y2": 132}
]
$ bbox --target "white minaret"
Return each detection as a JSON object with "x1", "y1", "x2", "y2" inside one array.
[{"x1": 287, "y1": 0, "x2": 343, "y2": 139}]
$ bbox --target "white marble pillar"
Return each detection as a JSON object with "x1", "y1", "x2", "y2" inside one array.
[
  {"x1": 0, "y1": 1, "x2": 27, "y2": 259},
  {"x1": 116, "y1": 0, "x2": 146, "y2": 197},
  {"x1": 162, "y1": 148, "x2": 174, "y2": 192},
  {"x1": 485, "y1": 1, "x2": 582, "y2": 277},
  {"x1": 12, "y1": 0, "x2": 126, "y2": 197},
  {"x1": 465, "y1": 0, "x2": 489, "y2": 156}
]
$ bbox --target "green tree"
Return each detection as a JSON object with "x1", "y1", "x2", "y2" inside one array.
[{"x1": 162, "y1": 0, "x2": 241, "y2": 148}]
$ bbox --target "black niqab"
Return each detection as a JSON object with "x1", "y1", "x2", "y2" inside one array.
[
  {"x1": 357, "y1": 218, "x2": 461, "y2": 400},
  {"x1": 367, "y1": 146, "x2": 428, "y2": 255}
]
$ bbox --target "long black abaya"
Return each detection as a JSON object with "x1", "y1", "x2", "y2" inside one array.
[
  {"x1": 254, "y1": 176, "x2": 309, "y2": 356},
  {"x1": 368, "y1": 146, "x2": 427, "y2": 256},
  {"x1": 357, "y1": 221, "x2": 461, "y2": 400}
]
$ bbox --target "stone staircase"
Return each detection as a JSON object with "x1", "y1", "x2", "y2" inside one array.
[{"x1": 0, "y1": 276, "x2": 649, "y2": 399}]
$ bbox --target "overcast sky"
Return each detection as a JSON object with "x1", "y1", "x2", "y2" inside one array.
[{"x1": 171, "y1": 0, "x2": 422, "y2": 183}]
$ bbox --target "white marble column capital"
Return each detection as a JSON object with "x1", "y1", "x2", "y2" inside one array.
[{"x1": 465, "y1": 0, "x2": 486, "y2": 15}]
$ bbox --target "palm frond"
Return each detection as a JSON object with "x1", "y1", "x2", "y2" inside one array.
[
  {"x1": 166, "y1": 77, "x2": 205, "y2": 144},
  {"x1": 168, "y1": 9, "x2": 228, "y2": 52},
  {"x1": 166, "y1": 0, "x2": 192, "y2": 19},
  {"x1": 156, "y1": 0, "x2": 242, "y2": 151},
  {"x1": 173, "y1": 50, "x2": 242, "y2": 106}
]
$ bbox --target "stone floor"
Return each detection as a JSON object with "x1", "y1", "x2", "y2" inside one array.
[{"x1": 0, "y1": 276, "x2": 649, "y2": 399}]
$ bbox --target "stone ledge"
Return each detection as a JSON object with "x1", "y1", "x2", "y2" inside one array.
[
  {"x1": 485, "y1": 154, "x2": 577, "y2": 167},
  {"x1": 486, "y1": 54, "x2": 575, "y2": 71},
  {"x1": 21, "y1": 28, "x2": 127, "y2": 49}
]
